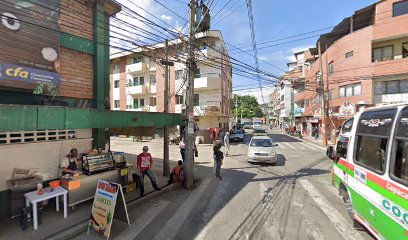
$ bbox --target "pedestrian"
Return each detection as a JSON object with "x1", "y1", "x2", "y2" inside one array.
[
  {"x1": 213, "y1": 144, "x2": 224, "y2": 180},
  {"x1": 137, "y1": 146, "x2": 161, "y2": 196},
  {"x1": 213, "y1": 140, "x2": 222, "y2": 175},
  {"x1": 219, "y1": 129, "x2": 225, "y2": 144},
  {"x1": 168, "y1": 160, "x2": 185, "y2": 185},
  {"x1": 224, "y1": 132, "x2": 230, "y2": 156},
  {"x1": 315, "y1": 128, "x2": 319, "y2": 139},
  {"x1": 179, "y1": 136, "x2": 186, "y2": 162}
]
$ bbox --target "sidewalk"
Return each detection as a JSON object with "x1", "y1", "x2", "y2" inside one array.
[{"x1": 0, "y1": 151, "x2": 181, "y2": 240}]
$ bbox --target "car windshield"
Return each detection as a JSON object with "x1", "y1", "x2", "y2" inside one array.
[
  {"x1": 250, "y1": 139, "x2": 272, "y2": 147},
  {"x1": 233, "y1": 130, "x2": 243, "y2": 134},
  {"x1": 254, "y1": 130, "x2": 265, "y2": 133}
]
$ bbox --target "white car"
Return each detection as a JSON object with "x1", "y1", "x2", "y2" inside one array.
[
  {"x1": 247, "y1": 136, "x2": 278, "y2": 165},
  {"x1": 230, "y1": 129, "x2": 245, "y2": 142}
]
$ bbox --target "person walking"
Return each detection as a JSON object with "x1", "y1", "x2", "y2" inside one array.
[
  {"x1": 224, "y1": 132, "x2": 230, "y2": 156},
  {"x1": 213, "y1": 144, "x2": 224, "y2": 180},
  {"x1": 179, "y1": 136, "x2": 186, "y2": 162},
  {"x1": 137, "y1": 146, "x2": 161, "y2": 196}
]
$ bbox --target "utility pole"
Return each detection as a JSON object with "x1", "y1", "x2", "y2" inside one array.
[
  {"x1": 235, "y1": 97, "x2": 238, "y2": 123},
  {"x1": 318, "y1": 41, "x2": 328, "y2": 146},
  {"x1": 185, "y1": 0, "x2": 196, "y2": 189},
  {"x1": 163, "y1": 39, "x2": 170, "y2": 176}
]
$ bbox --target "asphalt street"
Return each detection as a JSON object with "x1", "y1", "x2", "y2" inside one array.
[{"x1": 71, "y1": 128, "x2": 374, "y2": 240}]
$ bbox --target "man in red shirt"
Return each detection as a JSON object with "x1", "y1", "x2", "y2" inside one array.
[{"x1": 137, "y1": 146, "x2": 160, "y2": 196}]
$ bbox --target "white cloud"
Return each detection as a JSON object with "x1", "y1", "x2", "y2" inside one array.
[
  {"x1": 285, "y1": 55, "x2": 296, "y2": 62},
  {"x1": 160, "y1": 14, "x2": 173, "y2": 21}
]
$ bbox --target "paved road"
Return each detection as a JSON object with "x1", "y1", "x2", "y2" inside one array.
[{"x1": 71, "y1": 128, "x2": 374, "y2": 240}]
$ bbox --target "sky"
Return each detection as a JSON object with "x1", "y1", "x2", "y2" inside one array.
[{"x1": 112, "y1": 0, "x2": 378, "y2": 103}]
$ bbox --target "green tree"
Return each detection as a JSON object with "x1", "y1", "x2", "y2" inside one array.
[{"x1": 232, "y1": 94, "x2": 264, "y2": 121}]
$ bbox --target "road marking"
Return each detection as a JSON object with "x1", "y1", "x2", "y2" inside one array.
[
  {"x1": 195, "y1": 179, "x2": 231, "y2": 240},
  {"x1": 299, "y1": 180, "x2": 365, "y2": 240},
  {"x1": 303, "y1": 142, "x2": 327, "y2": 151},
  {"x1": 279, "y1": 142, "x2": 296, "y2": 150},
  {"x1": 153, "y1": 178, "x2": 212, "y2": 240},
  {"x1": 299, "y1": 142, "x2": 318, "y2": 150},
  {"x1": 115, "y1": 200, "x2": 170, "y2": 240}
]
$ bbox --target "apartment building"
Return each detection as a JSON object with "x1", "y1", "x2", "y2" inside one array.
[
  {"x1": 285, "y1": 0, "x2": 408, "y2": 144},
  {"x1": 110, "y1": 30, "x2": 233, "y2": 143}
]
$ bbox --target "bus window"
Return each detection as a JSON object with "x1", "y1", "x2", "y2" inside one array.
[
  {"x1": 391, "y1": 106, "x2": 408, "y2": 185},
  {"x1": 355, "y1": 136, "x2": 387, "y2": 172},
  {"x1": 354, "y1": 109, "x2": 397, "y2": 174},
  {"x1": 342, "y1": 118, "x2": 353, "y2": 134},
  {"x1": 393, "y1": 140, "x2": 408, "y2": 184}
]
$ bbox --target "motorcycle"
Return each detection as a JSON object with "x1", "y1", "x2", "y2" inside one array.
[{"x1": 169, "y1": 135, "x2": 180, "y2": 145}]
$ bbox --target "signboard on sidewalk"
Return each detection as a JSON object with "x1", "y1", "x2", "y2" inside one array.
[{"x1": 87, "y1": 180, "x2": 130, "y2": 239}]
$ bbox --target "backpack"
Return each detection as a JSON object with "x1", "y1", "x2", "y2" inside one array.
[{"x1": 179, "y1": 167, "x2": 186, "y2": 181}]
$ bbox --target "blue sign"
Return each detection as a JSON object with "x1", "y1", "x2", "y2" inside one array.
[
  {"x1": 0, "y1": 64, "x2": 60, "y2": 87},
  {"x1": 294, "y1": 108, "x2": 304, "y2": 117}
]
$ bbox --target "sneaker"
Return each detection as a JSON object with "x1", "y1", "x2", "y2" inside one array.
[{"x1": 155, "y1": 187, "x2": 161, "y2": 191}]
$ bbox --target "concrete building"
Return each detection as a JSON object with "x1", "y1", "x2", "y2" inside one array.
[
  {"x1": 285, "y1": 0, "x2": 408, "y2": 144},
  {"x1": 110, "y1": 30, "x2": 233, "y2": 143}
]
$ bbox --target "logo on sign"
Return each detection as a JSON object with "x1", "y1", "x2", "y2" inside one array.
[
  {"x1": 354, "y1": 167, "x2": 367, "y2": 184},
  {"x1": 381, "y1": 198, "x2": 408, "y2": 228}
]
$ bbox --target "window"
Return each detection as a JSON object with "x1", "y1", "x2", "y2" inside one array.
[
  {"x1": 195, "y1": 68, "x2": 201, "y2": 78},
  {"x1": 176, "y1": 95, "x2": 184, "y2": 105},
  {"x1": 150, "y1": 97, "x2": 156, "y2": 106},
  {"x1": 354, "y1": 109, "x2": 397, "y2": 173},
  {"x1": 393, "y1": 0, "x2": 408, "y2": 17},
  {"x1": 342, "y1": 117, "x2": 354, "y2": 133},
  {"x1": 194, "y1": 94, "x2": 199, "y2": 106},
  {"x1": 374, "y1": 80, "x2": 408, "y2": 95},
  {"x1": 113, "y1": 62, "x2": 119, "y2": 70},
  {"x1": 114, "y1": 80, "x2": 120, "y2": 88},
  {"x1": 133, "y1": 99, "x2": 139, "y2": 108},
  {"x1": 392, "y1": 107, "x2": 408, "y2": 185},
  {"x1": 140, "y1": 98, "x2": 145, "y2": 107},
  {"x1": 114, "y1": 100, "x2": 120, "y2": 108},
  {"x1": 403, "y1": 43, "x2": 408, "y2": 58},
  {"x1": 139, "y1": 77, "x2": 144, "y2": 85},
  {"x1": 339, "y1": 83, "x2": 361, "y2": 97},
  {"x1": 133, "y1": 56, "x2": 142, "y2": 64},
  {"x1": 372, "y1": 46, "x2": 393, "y2": 62},
  {"x1": 175, "y1": 70, "x2": 183, "y2": 79},
  {"x1": 328, "y1": 61, "x2": 334, "y2": 76},
  {"x1": 345, "y1": 51, "x2": 353, "y2": 58},
  {"x1": 150, "y1": 74, "x2": 156, "y2": 84},
  {"x1": 355, "y1": 136, "x2": 388, "y2": 172}
]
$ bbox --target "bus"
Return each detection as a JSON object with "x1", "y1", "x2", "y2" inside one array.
[{"x1": 327, "y1": 104, "x2": 408, "y2": 239}]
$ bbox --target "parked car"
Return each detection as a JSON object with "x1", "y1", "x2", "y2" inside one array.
[
  {"x1": 247, "y1": 136, "x2": 278, "y2": 165},
  {"x1": 230, "y1": 129, "x2": 245, "y2": 142},
  {"x1": 253, "y1": 129, "x2": 267, "y2": 136}
]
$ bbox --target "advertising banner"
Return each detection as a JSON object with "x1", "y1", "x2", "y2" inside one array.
[
  {"x1": 88, "y1": 181, "x2": 130, "y2": 239},
  {"x1": 0, "y1": 0, "x2": 61, "y2": 93}
]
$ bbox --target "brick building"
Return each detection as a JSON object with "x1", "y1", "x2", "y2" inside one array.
[
  {"x1": 284, "y1": 0, "x2": 408, "y2": 145},
  {"x1": 110, "y1": 30, "x2": 233, "y2": 143}
]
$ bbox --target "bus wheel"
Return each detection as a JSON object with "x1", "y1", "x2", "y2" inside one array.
[{"x1": 340, "y1": 185, "x2": 364, "y2": 230}]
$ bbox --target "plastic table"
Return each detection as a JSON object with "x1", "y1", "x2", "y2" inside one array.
[{"x1": 24, "y1": 186, "x2": 68, "y2": 230}]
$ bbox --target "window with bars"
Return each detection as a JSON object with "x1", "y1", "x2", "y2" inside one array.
[
  {"x1": 0, "y1": 130, "x2": 77, "y2": 145},
  {"x1": 150, "y1": 97, "x2": 156, "y2": 106},
  {"x1": 176, "y1": 95, "x2": 184, "y2": 105}
]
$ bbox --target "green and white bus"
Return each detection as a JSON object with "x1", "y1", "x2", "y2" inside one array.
[{"x1": 327, "y1": 104, "x2": 408, "y2": 240}]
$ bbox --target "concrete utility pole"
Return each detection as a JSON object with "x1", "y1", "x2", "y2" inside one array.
[
  {"x1": 163, "y1": 39, "x2": 170, "y2": 176},
  {"x1": 185, "y1": 0, "x2": 196, "y2": 189},
  {"x1": 235, "y1": 97, "x2": 238, "y2": 123},
  {"x1": 318, "y1": 41, "x2": 328, "y2": 146}
]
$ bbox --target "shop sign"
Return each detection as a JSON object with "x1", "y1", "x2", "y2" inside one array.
[
  {"x1": 339, "y1": 101, "x2": 356, "y2": 117},
  {"x1": 204, "y1": 105, "x2": 220, "y2": 116},
  {"x1": 309, "y1": 118, "x2": 319, "y2": 123},
  {"x1": 0, "y1": 1, "x2": 61, "y2": 93},
  {"x1": 294, "y1": 108, "x2": 304, "y2": 117},
  {"x1": 88, "y1": 181, "x2": 130, "y2": 239}
]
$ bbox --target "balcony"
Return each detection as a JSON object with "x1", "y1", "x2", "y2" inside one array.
[
  {"x1": 147, "y1": 83, "x2": 156, "y2": 94},
  {"x1": 194, "y1": 101, "x2": 222, "y2": 116},
  {"x1": 126, "y1": 62, "x2": 145, "y2": 74},
  {"x1": 194, "y1": 73, "x2": 221, "y2": 90},
  {"x1": 126, "y1": 84, "x2": 146, "y2": 95}
]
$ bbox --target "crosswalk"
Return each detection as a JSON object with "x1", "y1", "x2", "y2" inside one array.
[{"x1": 276, "y1": 141, "x2": 326, "y2": 151}]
